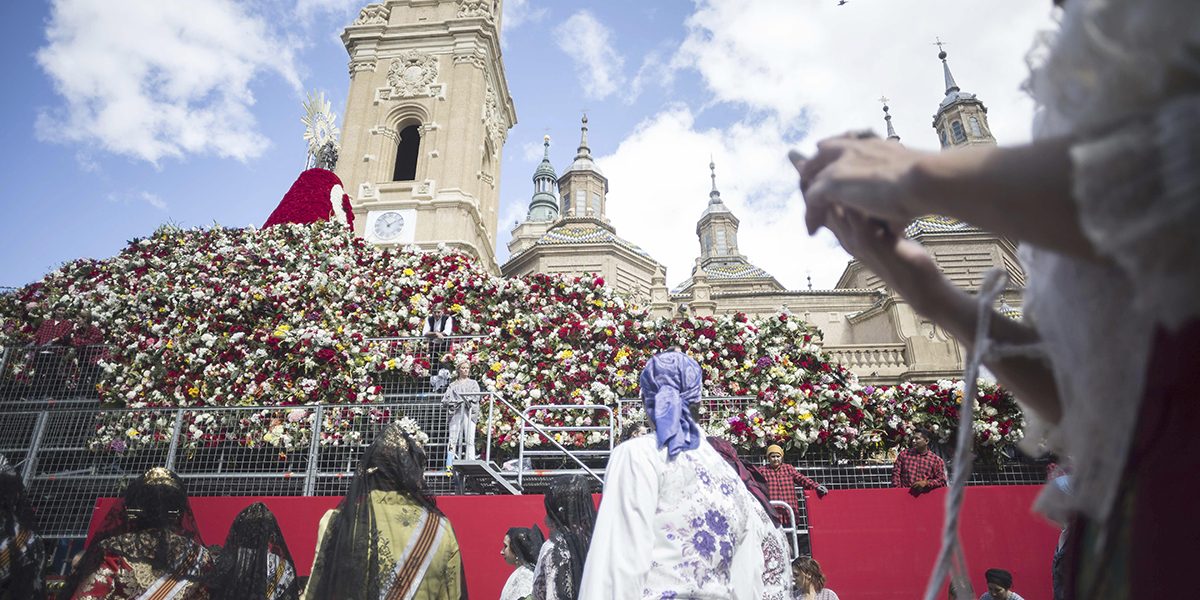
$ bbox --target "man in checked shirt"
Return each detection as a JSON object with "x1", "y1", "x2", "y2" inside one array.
[
  {"x1": 753, "y1": 444, "x2": 829, "y2": 529},
  {"x1": 891, "y1": 429, "x2": 948, "y2": 496}
]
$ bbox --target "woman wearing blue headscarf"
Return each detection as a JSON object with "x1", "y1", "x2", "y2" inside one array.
[{"x1": 579, "y1": 351, "x2": 792, "y2": 599}]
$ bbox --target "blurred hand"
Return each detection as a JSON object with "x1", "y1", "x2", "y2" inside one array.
[
  {"x1": 790, "y1": 137, "x2": 925, "y2": 235},
  {"x1": 820, "y1": 205, "x2": 948, "y2": 315}
]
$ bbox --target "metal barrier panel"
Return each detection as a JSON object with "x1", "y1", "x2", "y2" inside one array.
[
  {"x1": 518, "y1": 404, "x2": 614, "y2": 487},
  {"x1": 0, "y1": 345, "x2": 106, "y2": 404}
]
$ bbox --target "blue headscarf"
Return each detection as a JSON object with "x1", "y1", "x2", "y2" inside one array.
[{"x1": 639, "y1": 351, "x2": 703, "y2": 458}]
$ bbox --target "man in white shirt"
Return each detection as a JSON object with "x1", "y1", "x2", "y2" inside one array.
[
  {"x1": 421, "y1": 303, "x2": 454, "y2": 373},
  {"x1": 580, "y1": 351, "x2": 792, "y2": 599}
]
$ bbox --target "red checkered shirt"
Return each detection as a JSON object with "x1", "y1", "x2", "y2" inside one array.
[
  {"x1": 891, "y1": 448, "x2": 947, "y2": 488},
  {"x1": 753, "y1": 463, "x2": 819, "y2": 525}
]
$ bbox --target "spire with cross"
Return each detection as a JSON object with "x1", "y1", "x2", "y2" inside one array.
[{"x1": 879, "y1": 95, "x2": 900, "y2": 142}]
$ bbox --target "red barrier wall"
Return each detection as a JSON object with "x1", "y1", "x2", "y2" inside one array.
[
  {"x1": 89, "y1": 486, "x2": 1057, "y2": 599},
  {"x1": 805, "y1": 486, "x2": 1060, "y2": 600},
  {"x1": 89, "y1": 494, "x2": 567, "y2": 599}
]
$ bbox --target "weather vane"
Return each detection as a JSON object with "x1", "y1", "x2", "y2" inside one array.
[{"x1": 302, "y1": 91, "x2": 341, "y2": 170}]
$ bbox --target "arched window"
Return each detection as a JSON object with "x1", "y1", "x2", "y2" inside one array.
[
  {"x1": 939, "y1": 129, "x2": 949, "y2": 148},
  {"x1": 393, "y1": 124, "x2": 421, "y2": 181},
  {"x1": 968, "y1": 116, "x2": 983, "y2": 137},
  {"x1": 951, "y1": 121, "x2": 967, "y2": 144},
  {"x1": 562, "y1": 186, "x2": 572, "y2": 213}
]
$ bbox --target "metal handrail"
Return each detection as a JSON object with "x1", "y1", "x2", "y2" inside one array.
[
  {"x1": 770, "y1": 500, "x2": 803, "y2": 560},
  {"x1": 463, "y1": 393, "x2": 611, "y2": 487},
  {"x1": 519, "y1": 403, "x2": 613, "y2": 488}
]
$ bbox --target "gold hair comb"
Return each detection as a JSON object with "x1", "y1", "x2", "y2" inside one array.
[{"x1": 143, "y1": 467, "x2": 180, "y2": 488}]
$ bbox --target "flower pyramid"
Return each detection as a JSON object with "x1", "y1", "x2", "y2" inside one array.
[{"x1": 0, "y1": 219, "x2": 1024, "y2": 459}]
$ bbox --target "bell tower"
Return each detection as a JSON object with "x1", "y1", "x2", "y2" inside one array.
[
  {"x1": 337, "y1": 0, "x2": 517, "y2": 273},
  {"x1": 931, "y1": 42, "x2": 994, "y2": 149}
]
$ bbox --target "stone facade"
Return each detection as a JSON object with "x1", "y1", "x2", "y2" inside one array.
[
  {"x1": 658, "y1": 51, "x2": 1023, "y2": 384},
  {"x1": 336, "y1": 3, "x2": 1023, "y2": 384},
  {"x1": 501, "y1": 120, "x2": 663, "y2": 299},
  {"x1": 337, "y1": 0, "x2": 516, "y2": 273}
]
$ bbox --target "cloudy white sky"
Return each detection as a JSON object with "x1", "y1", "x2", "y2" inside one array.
[{"x1": 0, "y1": 0, "x2": 1058, "y2": 289}]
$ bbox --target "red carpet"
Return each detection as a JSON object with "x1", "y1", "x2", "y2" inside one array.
[{"x1": 90, "y1": 486, "x2": 1056, "y2": 599}]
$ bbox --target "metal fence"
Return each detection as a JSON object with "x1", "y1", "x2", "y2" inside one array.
[
  {"x1": 0, "y1": 344, "x2": 107, "y2": 406},
  {"x1": 0, "y1": 340, "x2": 1050, "y2": 541}
]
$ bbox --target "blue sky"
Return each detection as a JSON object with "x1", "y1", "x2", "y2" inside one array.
[{"x1": 0, "y1": 0, "x2": 1056, "y2": 290}]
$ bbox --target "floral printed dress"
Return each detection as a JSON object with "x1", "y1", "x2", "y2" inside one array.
[{"x1": 580, "y1": 433, "x2": 792, "y2": 599}]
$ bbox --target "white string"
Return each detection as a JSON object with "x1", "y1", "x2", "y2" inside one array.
[{"x1": 922, "y1": 268, "x2": 1009, "y2": 600}]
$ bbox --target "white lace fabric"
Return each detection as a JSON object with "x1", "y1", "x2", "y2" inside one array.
[
  {"x1": 501, "y1": 564, "x2": 534, "y2": 600},
  {"x1": 1018, "y1": 0, "x2": 1200, "y2": 524}
]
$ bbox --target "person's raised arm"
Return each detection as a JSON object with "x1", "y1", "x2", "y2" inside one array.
[
  {"x1": 791, "y1": 193, "x2": 1064, "y2": 426},
  {"x1": 790, "y1": 466, "x2": 819, "y2": 490},
  {"x1": 799, "y1": 136, "x2": 1095, "y2": 260}
]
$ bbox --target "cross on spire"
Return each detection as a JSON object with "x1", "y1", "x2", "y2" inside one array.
[
  {"x1": 709, "y1": 156, "x2": 722, "y2": 202},
  {"x1": 933, "y1": 37, "x2": 947, "y2": 54},
  {"x1": 878, "y1": 95, "x2": 890, "y2": 106}
]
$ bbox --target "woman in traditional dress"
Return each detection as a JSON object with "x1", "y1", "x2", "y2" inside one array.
[
  {"x1": 0, "y1": 464, "x2": 45, "y2": 600},
  {"x1": 792, "y1": 0, "x2": 1200, "y2": 594},
  {"x1": 499, "y1": 525, "x2": 543, "y2": 600},
  {"x1": 305, "y1": 423, "x2": 464, "y2": 600},
  {"x1": 579, "y1": 351, "x2": 791, "y2": 599},
  {"x1": 207, "y1": 502, "x2": 300, "y2": 600},
  {"x1": 62, "y1": 467, "x2": 212, "y2": 599},
  {"x1": 530, "y1": 474, "x2": 596, "y2": 600}
]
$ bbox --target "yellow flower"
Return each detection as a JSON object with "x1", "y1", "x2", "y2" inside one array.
[
  {"x1": 491, "y1": 362, "x2": 503, "y2": 373},
  {"x1": 187, "y1": 386, "x2": 200, "y2": 397},
  {"x1": 166, "y1": 339, "x2": 173, "y2": 349},
  {"x1": 558, "y1": 349, "x2": 574, "y2": 360},
  {"x1": 592, "y1": 299, "x2": 605, "y2": 307},
  {"x1": 126, "y1": 428, "x2": 140, "y2": 438},
  {"x1": 253, "y1": 293, "x2": 264, "y2": 301},
  {"x1": 403, "y1": 268, "x2": 414, "y2": 276},
  {"x1": 450, "y1": 303, "x2": 463, "y2": 313},
  {"x1": 799, "y1": 412, "x2": 813, "y2": 421},
  {"x1": 386, "y1": 359, "x2": 397, "y2": 369}
]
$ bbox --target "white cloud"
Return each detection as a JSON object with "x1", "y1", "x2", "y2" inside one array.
[
  {"x1": 35, "y1": 0, "x2": 302, "y2": 165},
  {"x1": 521, "y1": 139, "x2": 546, "y2": 164},
  {"x1": 503, "y1": 0, "x2": 548, "y2": 38},
  {"x1": 295, "y1": 0, "x2": 363, "y2": 22},
  {"x1": 554, "y1": 11, "x2": 626, "y2": 100},
  {"x1": 598, "y1": 106, "x2": 852, "y2": 290},
  {"x1": 674, "y1": 0, "x2": 1057, "y2": 152},
  {"x1": 107, "y1": 190, "x2": 169, "y2": 212}
]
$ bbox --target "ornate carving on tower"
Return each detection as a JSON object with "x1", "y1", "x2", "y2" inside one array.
[
  {"x1": 483, "y1": 83, "x2": 506, "y2": 154},
  {"x1": 352, "y1": 3, "x2": 389, "y2": 26},
  {"x1": 349, "y1": 59, "x2": 377, "y2": 75},
  {"x1": 385, "y1": 51, "x2": 440, "y2": 99},
  {"x1": 457, "y1": 0, "x2": 494, "y2": 20}
]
